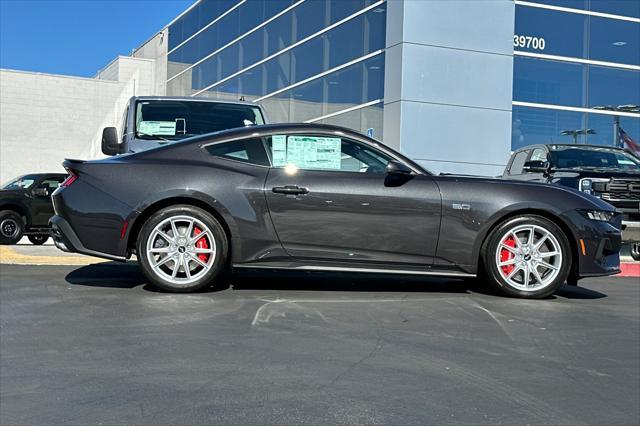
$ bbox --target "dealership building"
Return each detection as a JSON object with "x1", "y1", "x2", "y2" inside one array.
[{"x1": 1, "y1": 0, "x2": 638, "y2": 181}]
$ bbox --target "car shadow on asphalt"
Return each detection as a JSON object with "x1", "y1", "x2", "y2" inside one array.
[{"x1": 64, "y1": 262, "x2": 608, "y2": 299}]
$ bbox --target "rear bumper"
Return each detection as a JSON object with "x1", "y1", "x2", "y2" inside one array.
[{"x1": 49, "y1": 215, "x2": 126, "y2": 262}]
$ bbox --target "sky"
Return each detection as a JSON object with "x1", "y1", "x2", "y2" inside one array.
[{"x1": 0, "y1": 0, "x2": 194, "y2": 77}]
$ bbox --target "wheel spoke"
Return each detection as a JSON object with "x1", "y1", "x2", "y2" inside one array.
[
  {"x1": 149, "y1": 247, "x2": 173, "y2": 253},
  {"x1": 157, "y1": 230, "x2": 174, "y2": 244},
  {"x1": 183, "y1": 257, "x2": 192, "y2": 280},
  {"x1": 184, "y1": 220, "x2": 194, "y2": 238},
  {"x1": 539, "y1": 251, "x2": 559, "y2": 258},
  {"x1": 499, "y1": 258, "x2": 517, "y2": 267},
  {"x1": 531, "y1": 265, "x2": 544, "y2": 285},
  {"x1": 192, "y1": 248, "x2": 214, "y2": 254},
  {"x1": 189, "y1": 254, "x2": 209, "y2": 269},
  {"x1": 533, "y1": 233, "x2": 548, "y2": 251},
  {"x1": 171, "y1": 256, "x2": 180, "y2": 279},
  {"x1": 500, "y1": 243, "x2": 518, "y2": 254},
  {"x1": 539, "y1": 260, "x2": 559, "y2": 271},
  {"x1": 170, "y1": 219, "x2": 180, "y2": 239},
  {"x1": 527, "y1": 227, "x2": 535, "y2": 246},
  {"x1": 506, "y1": 264, "x2": 522, "y2": 280},
  {"x1": 189, "y1": 229, "x2": 210, "y2": 245},
  {"x1": 523, "y1": 264, "x2": 530, "y2": 287},
  {"x1": 510, "y1": 232, "x2": 522, "y2": 248},
  {"x1": 154, "y1": 254, "x2": 174, "y2": 269}
]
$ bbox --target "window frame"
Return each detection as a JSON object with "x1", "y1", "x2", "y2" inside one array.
[{"x1": 508, "y1": 149, "x2": 532, "y2": 175}]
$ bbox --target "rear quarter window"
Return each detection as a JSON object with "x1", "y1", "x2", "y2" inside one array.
[{"x1": 204, "y1": 138, "x2": 270, "y2": 166}]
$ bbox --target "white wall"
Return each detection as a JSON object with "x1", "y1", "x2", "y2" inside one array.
[
  {"x1": 0, "y1": 57, "x2": 156, "y2": 183},
  {"x1": 383, "y1": 0, "x2": 515, "y2": 176}
]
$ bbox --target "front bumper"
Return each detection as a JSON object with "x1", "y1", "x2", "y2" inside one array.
[
  {"x1": 562, "y1": 210, "x2": 622, "y2": 279},
  {"x1": 49, "y1": 215, "x2": 126, "y2": 262},
  {"x1": 621, "y1": 220, "x2": 640, "y2": 242}
]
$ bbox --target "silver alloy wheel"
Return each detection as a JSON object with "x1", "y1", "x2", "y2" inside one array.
[
  {"x1": 0, "y1": 218, "x2": 19, "y2": 238},
  {"x1": 495, "y1": 224, "x2": 563, "y2": 292},
  {"x1": 145, "y1": 215, "x2": 216, "y2": 285}
]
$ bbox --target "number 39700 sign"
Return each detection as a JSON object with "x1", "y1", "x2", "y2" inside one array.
[{"x1": 513, "y1": 35, "x2": 545, "y2": 50}]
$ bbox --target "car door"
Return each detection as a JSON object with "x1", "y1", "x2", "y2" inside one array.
[
  {"x1": 30, "y1": 176, "x2": 65, "y2": 226},
  {"x1": 263, "y1": 132, "x2": 442, "y2": 265}
]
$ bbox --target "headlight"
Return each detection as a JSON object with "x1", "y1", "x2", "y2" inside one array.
[
  {"x1": 579, "y1": 178, "x2": 609, "y2": 196},
  {"x1": 579, "y1": 209, "x2": 616, "y2": 222}
]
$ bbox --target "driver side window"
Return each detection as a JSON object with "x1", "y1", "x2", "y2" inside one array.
[{"x1": 265, "y1": 134, "x2": 392, "y2": 173}]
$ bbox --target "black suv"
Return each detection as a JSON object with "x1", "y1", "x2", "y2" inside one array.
[
  {"x1": 1, "y1": 173, "x2": 68, "y2": 245},
  {"x1": 503, "y1": 144, "x2": 640, "y2": 260}
]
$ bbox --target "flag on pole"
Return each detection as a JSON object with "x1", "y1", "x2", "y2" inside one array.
[{"x1": 619, "y1": 127, "x2": 640, "y2": 154}]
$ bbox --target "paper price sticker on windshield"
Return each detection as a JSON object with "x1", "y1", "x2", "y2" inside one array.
[{"x1": 139, "y1": 121, "x2": 177, "y2": 136}]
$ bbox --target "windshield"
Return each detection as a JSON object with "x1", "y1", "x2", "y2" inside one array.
[
  {"x1": 2, "y1": 175, "x2": 39, "y2": 190},
  {"x1": 549, "y1": 146, "x2": 640, "y2": 171},
  {"x1": 135, "y1": 100, "x2": 265, "y2": 141}
]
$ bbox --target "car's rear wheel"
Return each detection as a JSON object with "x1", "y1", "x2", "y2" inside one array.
[
  {"x1": 483, "y1": 215, "x2": 571, "y2": 298},
  {"x1": 28, "y1": 235, "x2": 49, "y2": 245},
  {"x1": 0, "y1": 210, "x2": 24, "y2": 245},
  {"x1": 137, "y1": 205, "x2": 228, "y2": 293}
]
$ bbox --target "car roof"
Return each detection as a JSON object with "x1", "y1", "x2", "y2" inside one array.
[
  {"x1": 131, "y1": 96, "x2": 261, "y2": 107},
  {"x1": 516, "y1": 144, "x2": 626, "y2": 151}
]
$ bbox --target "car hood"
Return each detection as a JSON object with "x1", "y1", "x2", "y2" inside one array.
[{"x1": 445, "y1": 173, "x2": 615, "y2": 212}]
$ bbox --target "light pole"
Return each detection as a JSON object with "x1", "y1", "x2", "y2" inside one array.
[
  {"x1": 592, "y1": 104, "x2": 640, "y2": 146},
  {"x1": 560, "y1": 128, "x2": 596, "y2": 144}
]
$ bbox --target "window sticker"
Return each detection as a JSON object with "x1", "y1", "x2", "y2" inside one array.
[
  {"x1": 138, "y1": 121, "x2": 177, "y2": 136},
  {"x1": 285, "y1": 136, "x2": 342, "y2": 170},
  {"x1": 272, "y1": 135, "x2": 287, "y2": 167}
]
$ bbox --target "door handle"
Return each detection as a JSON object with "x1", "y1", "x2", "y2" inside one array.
[{"x1": 272, "y1": 185, "x2": 309, "y2": 195}]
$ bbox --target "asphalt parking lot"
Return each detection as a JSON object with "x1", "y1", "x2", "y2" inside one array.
[{"x1": 1, "y1": 262, "x2": 639, "y2": 425}]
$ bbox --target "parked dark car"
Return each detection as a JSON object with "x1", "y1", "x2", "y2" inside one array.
[
  {"x1": 1, "y1": 173, "x2": 67, "y2": 245},
  {"x1": 51, "y1": 124, "x2": 621, "y2": 298},
  {"x1": 503, "y1": 144, "x2": 640, "y2": 260}
]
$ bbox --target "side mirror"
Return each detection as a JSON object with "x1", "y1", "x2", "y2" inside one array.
[
  {"x1": 385, "y1": 160, "x2": 412, "y2": 175},
  {"x1": 522, "y1": 160, "x2": 550, "y2": 174},
  {"x1": 32, "y1": 188, "x2": 48, "y2": 197},
  {"x1": 101, "y1": 127, "x2": 121, "y2": 156}
]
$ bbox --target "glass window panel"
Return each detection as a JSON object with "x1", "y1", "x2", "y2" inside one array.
[
  {"x1": 289, "y1": 79, "x2": 324, "y2": 122},
  {"x1": 265, "y1": 53, "x2": 292, "y2": 94},
  {"x1": 513, "y1": 57, "x2": 587, "y2": 106},
  {"x1": 205, "y1": 138, "x2": 270, "y2": 166},
  {"x1": 514, "y1": 5, "x2": 588, "y2": 58},
  {"x1": 293, "y1": 0, "x2": 328, "y2": 42},
  {"x1": 512, "y1": 106, "x2": 587, "y2": 149},
  {"x1": 589, "y1": 17, "x2": 640, "y2": 65},
  {"x1": 319, "y1": 103, "x2": 384, "y2": 138},
  {"x1": 240, "y1": 28, "x2": 265, "y2": 70},
  {"x1": 292, "y1": 37, "x2": 324, "y2": 83},
  {"x1": 590, "y1": 1, "x2": 640, "y2": 18},
  {"x1": 266, "y1": 12, "x2": 293, "y2": 57},
  {"x1": 586, "y1": 113, "x2": 640, "y2": 147},
  {"x1": 168, "y1": 19, "x2": 184, "y2": 51},
  {"x1": 329, "y1": 0, "x2": 373, "y2": 22},
  {"x1": 365, "y1": 54, "x2": 385, "y2": 102},
  {"x1": 238, "y1": 0, "x2": 266, "y2": 36},
  {"x1": 261, "y1": 95, "x2": 291, "y2": 123},
  {"x1": 588, "y1": 66, "x2": 640, "y2": 109},
  {"x1": 239, "y1": 67, "x2": 263, "y2": 99},
  {"x1": 219, "y1": 43, "x2": 241, "y2": 81}
]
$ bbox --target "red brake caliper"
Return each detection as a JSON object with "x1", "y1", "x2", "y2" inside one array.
[
  {"x1": 193, "y1": 227, "x2": 209, "y2": 263},
  {"x1": 500, "y1": 236, "x2": 516, "y2": 276}
]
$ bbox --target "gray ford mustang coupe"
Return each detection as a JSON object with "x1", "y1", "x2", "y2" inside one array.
[{"x1": 50, "y1": 124, "x2": 621, "y2": 298}]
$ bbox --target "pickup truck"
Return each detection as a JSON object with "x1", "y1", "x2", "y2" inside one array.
[
  {"x1": 101, "y1": 96, "x2": 268, "y2": 155},
  {"x1": 503, "y1": 144, "x2": 640, "y2": 260},
  {"x1": 1, "y1": 173, "x2": 68, "y2": 245}
]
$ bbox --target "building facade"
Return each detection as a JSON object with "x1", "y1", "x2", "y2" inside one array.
[{"x1": 1, "y1": 0, "x2": 638, "y2": 182}]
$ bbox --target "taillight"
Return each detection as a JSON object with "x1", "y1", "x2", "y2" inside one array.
[{"x1": 61, "y1": 172, "x2": 78, "y2": 187}]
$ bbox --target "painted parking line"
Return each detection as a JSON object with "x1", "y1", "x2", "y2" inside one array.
[{"x1": 0, "y1": 246, "x2": 107, "y2": 266}]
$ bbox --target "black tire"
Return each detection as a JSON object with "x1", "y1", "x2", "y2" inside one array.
[
  {"x1": 28, "y1": 235, "x2": 49, "y2": 245},
  {"x1": 631, "y1": 243, "x2": 640, "y2": 262},
  {"x1": 482, "y1": 215, "x2": 572, "y2": 299},
  {"x1": 0, "y1": 210, "x2": 24, "y2": 245},
  {"x1": 137, "y1": 205, "x2": 228, "y2": 293}
]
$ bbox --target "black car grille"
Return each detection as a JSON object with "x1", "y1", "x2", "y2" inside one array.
[{"x1": 597, "y1": 178, "x2": 640, "y2": 207}]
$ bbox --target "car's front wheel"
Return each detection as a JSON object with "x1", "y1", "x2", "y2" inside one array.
[
  {"x1": 0, "y1": 210, "x2": 24, "y2": 245},
  {"x1": 483, "y1": 215, "x2": 571, "y2": 299},
  {"x1": 137, "y1": 205, "x2": 228, "y2": 293}
]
